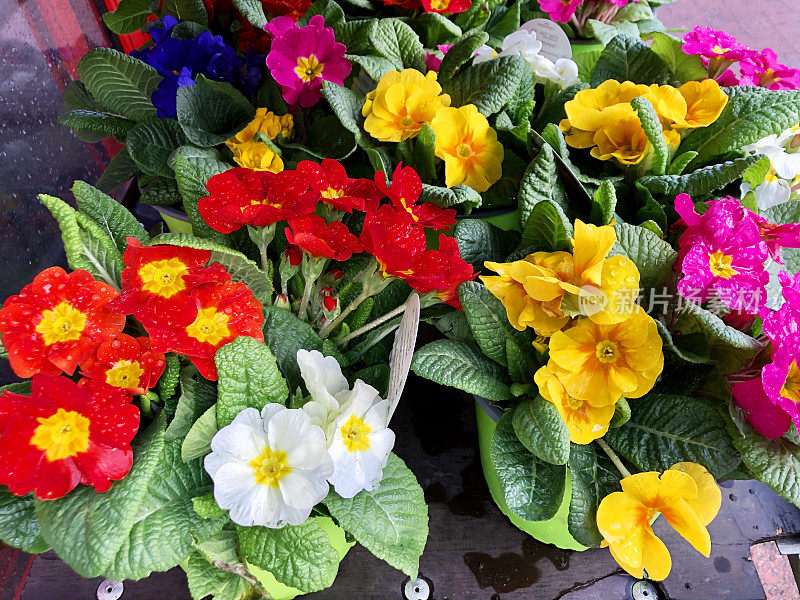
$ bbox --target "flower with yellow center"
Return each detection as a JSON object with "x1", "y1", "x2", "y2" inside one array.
[
  {"x1": 431, "y1": 104, "x2": 504, "y2": 192},
  {"x1": 105, "y1": 360, "x2": 144, "y2": 390},
  {"x1": 547, "y1": 307, "x2": 664, "y2": 406},
  {"x1": 591, "y1": 105, "x2": 652, "y2": 165},
  {"x1": 564, "y1": 80, "x2": 651, "y2": 132},
  {"x1": 534, "y1": 364, "x2": 615, "y2": 444},
  {"x1": 185, "y1": 307, "x2": 231, "y2": 345},
  {"x1": 708, "y1": 249, "x2": 737, "y2": 279},
  {"x1": 780, "y1": 360, "x2": 800, "y2": 403},
  {"x1": 204, "y1": 404, "x2": 333, "y2": 528},
  {"x1": 340, "y1": 415, "x2": 373, "y2": 452},
  {"x1": 362, "y1": 69, "x2": 451, "y2": 142},
  {"x1": 35, "y1": 301, "x2": 87, "y2": 346},
  {"x1": 138, "y1": 258, "x2": 189, "y2": 298},
  {"x1": 31, "y1": 408, "x2": 91, "y2": 461},
  {"x1": 294, "y1": 54, "x2": 324, "y2": 82},
  {"x1": 597, "y1": 463, "x2": 721, "y2": 580},
  {"x1": 674, "y1": 79, "x2": 729, "y2": 129},
  {"x1": 226, "y1": 108, "x2": 294, "y2": 173}
]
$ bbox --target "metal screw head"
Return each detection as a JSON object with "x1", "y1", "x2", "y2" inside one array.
[
  {"x1": 97, "y1": 579, "x2": 123, "y2": 600},
  {"x1": 631, "y1": 579, "x2": 659, "y2": 600},
  {"x1": 403, "y1": 576, "x2": 431, "y2": 600}
]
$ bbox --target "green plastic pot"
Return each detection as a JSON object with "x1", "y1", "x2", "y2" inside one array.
[
  {"x1": 247, "y1": 517, "x2": 355, "y2": 600},
  {"x1": 155, "y1": 206, "x2": 193, "y2": 234},
  {"x1": 475, "y1": 397, "x2": 587, "y2": 551},
  {"x1": 570, "y1": 39, "x2": 605, "y2": 56}
]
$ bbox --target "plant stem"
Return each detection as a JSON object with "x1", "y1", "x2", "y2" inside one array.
[
  {"x1": 319, "y1": 287, "x2": 371, "y2": 339},
  {"x1": 259, "y1": 241, "x2": 269, "y2": 273},
  {"x1": 595, "y1": 438, "x2": 632, "y2": 478},
  {"x1": 298, "y1": 273, "x2": 314, "y2": 320},
  {"x1": 212, "y1": 561, "x2": 272, "y2": 599},
  {"x1": 336, "y1": 298, "x2": 410, "y2": 346}
]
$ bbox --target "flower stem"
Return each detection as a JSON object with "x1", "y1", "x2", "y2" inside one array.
[
  {"x1": 595, "y1": 438, "x2": 632, "y2": 478},
  {"x1": 298, "y1": 273, "x2": 314, "y2": 320},
  {"x1": 319, "y1": 287, "x2": 370, "y2": 339},
  {"x1": 213, "y1": 561, "x2": 272, "y2": 599},
  {"x1": 336, "y1": 297, "x2": 410, "y2": 346}
]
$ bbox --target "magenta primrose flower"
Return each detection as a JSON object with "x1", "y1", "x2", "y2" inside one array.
[
  {"x1": 731, "y1": 376, "x2": 793, "y2": 439},
  {"x1": 538, "y1": 0, "x2": 583, "y2": 23},
  {"x1": 682, "y1": 26, "x2": 754, "y2": 62},
  {"x1": 739, "y1": 48, "x2": 800, "y2": 90},
  {"x1": 425, "y1": 44, "x2": 452, "y2": 73},
  {"x1": 265, "y1": 15, "x2": 351, "y2": 108},
  {"x1": 675, "y1": 194, "x2": 769, "y2": 314}
]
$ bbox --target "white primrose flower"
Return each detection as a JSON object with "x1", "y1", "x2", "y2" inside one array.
[
  {"x1": 204, "y1": 404, "x2": 332, "y2": 528},
  {"x1": 298, "y1": 349, "x2": 396, "y2": 498},
  {"x1": 530, "y1": 55, "x2": 580, "y2": 89},
  {"x1": 742, "y1": 177, "x2": 793, "y2": 211},
  {"x1": 473, "y1": 28, "x2": 542, "y2": 65}
]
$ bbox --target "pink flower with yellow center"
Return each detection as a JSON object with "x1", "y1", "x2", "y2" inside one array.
[{"x1": 265, "y1": 15, "x2": 351, "y2": 108}]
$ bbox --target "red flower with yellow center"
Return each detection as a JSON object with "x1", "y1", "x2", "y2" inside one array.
[
  {"x1": 359, "y1": 205, "x2": 427, "y2": 277},
  {"x1": 146, "y1": 275, "x2": 265, "y2": 380},
  {"x1": 297, "y1": 159, "x2": 381, "y2": 213},
  {"x1": 110, "y1": 240, "x2": 227, "y2": 328},
  {"x1": 80, "y1": 334, "x2": 166, "y2": 395},
  {"x1": 375, "y1": 164, "x2": 456, "y2": 231},
  {"x1": 199, "y1": 168, "x2": 318, "y2": 233},
  {"x1": 421, "y1": 0, "x2": 470, "y2": 14},
  {"x1": 261, "y1": 0, "x2": 311, "y2": 19},
  {"x1": 285, "y1": 215, "x2": 363, "y2": 261},
  {"x1": 0, "y1": 375, "x2": 139, "y2": 499},
  {"x1": 405, "y1": 235, "x2": 476, "y2": 309},
  {"x1": 0, "y1": 267, "x2": 125, "y2": 378}
]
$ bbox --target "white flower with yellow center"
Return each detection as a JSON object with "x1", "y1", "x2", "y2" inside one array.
[
  {"x1": 297, "y1": 349, "x2": 396, "y2": 498},
  {"x1": 204, "y1": 404, "x2": 332, "y2": 528}
]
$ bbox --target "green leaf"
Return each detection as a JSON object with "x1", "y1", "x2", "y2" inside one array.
[
  {"x1": 680, "y1": 87, "x2": 800, "y2": 167},
  {"x1": 638, "y1": 156, "x2": 760, "y2": 198},
  {"x1": 72, "y1": 180, "x2": 149, "y2": 251},
  {"x1": 324, "y1": 453, "x2": 428, "y2": 577},
  {"x1": 127, "y1": 117, "x2": 189, "y2": 179},
  {"x1": 161, "y1": 0, "x2": 208, "y2": 25},
  {"x1": 610, "y1": 397, "x2": 632, "y2": 429},
  {"x1": 411, "y1": 340, "x2": 512, "y2": 401},
  {"x1": 590, "y1": 35, "x2": 672, "y2": 87},
  {"x1": 237, "y1": 520, "x2": 339, "y2": 592},
  {"x1": 453, "y1": 218, "x2": 520, "y2": 271},
  {"x1": 39, "y1": 194, "x2": 123, "y2": 287},
  {"x1": 458, "y1": 280, "x2": 527, "y2": 367},
  {"x1": 612, "y1": 222, "x2": 677, "y2": 289},
  {"x1": 182, "y1": 551, "x2": 252, "y2": 600},
  {"x1": 438, "y1": 31, "x2": 489, "y2": 82},
  {"x1": 277, "y1": 114, "x2": 356, "y2": 161},
  {"x1": 368, "y1": 19, "x2": 426, "y2": 72},
  {"x1": 102, "y1": 0, "x2": 153, "y2": 34},
  {"x1": 104, "y1": 439, "x2": 225, "y2": 580},
  {"x1": 591, "y1": 180, "x2": 617, "y2": 225},
  {"x1": 159, "y1": 354, "x2": 182, "y2": 410},
  {"x1": 262, "y1": 306, "x2": 323, "y2": 390},
  {"x1": 177, "y1": 77, "x2": 254, "y2": 147},
  {"x1": 140, "y1": 176, "x2": 182, "y2": 206},
  {"x1": 209, "y1": 250, "x2": 272, "y2": 305},
  {"x1": 413, "y1": 124, "x2": 437, "y2": 183},
  {"x1": 36, "y1": 415, "x2": 167, "y2": 577},
  {"x1": 0, "y1": 491, "x2": 49, "y2": 553},
  {"x1": 518, "y1": 144, "x2": 568, "y2": 229},
  {"x1": 574, "y1": 49, "x2": 602, "y2": 84},
  {"x1": 97, "y1": 147, "x2": 140, "y2": 193},
  {"x1": 192, "y1": 493, "x2": 225, "y2": 519},
  {"x1": 231, "y1": 0, "x2": 266, "y2": 27},
  {"x1": 649, "y1": 32, "x2": 707, "y2": 82},
  {"x1": 444, "y1": 55, "x2": 528, "y2": 116},
  {"x1": 408, "y1": 11, "x2": 462, "y2": 47},
  {"x1": 215, "y1": 337, "x2": 289, "y2": 428},
  {"x1": 419, "y1": 184, "x2": 482, "y2": 211},
  {"x1": 166, "y1": 366, "x2": 217, "y2": 441},
  {"x1": 512, "y1": 396, "x2": 570, "y2": 465},
  {"x1": 605, "y1": 394, "x2": 741, "y2": 478},
  {"x1": 171, "y1": 146, "x2": 230, "y2": 244},
  {"x1": 667, "y1": 150, "x2": 698, "y2": 175},
  {"x1": 346, "y1": 54, "x2": 396, "y2": 81},
  {"x1": 521, "y1": 200, "x2": 573, "y2": 252},
  {"x1": 59, "y1": 109, "x2": 135, "y2": 139},
  {"x1": 584, "y1": 19, "x2": 640, "y2": 46},
  {"x1": 77, "y1": 48, "x2": 162, "y2": 121},
  {"x1": 567, "y1": 444, "x2": 620, "y2": 547},
  {"x1": 486, "y1": 2, "x2": 521, "y2": 44},
  {"x1": 297, "y1": 0, "x2": 344, "y2": 26},
  {"x1": 632, "y1": 96, "x2": 668, "y2": 176},
  {"x1": 183, "y1": 405, "x2": 218, "y2": 461},
  {"x1": 490, "y1": 411, "x2": 566, "y2": 522}
]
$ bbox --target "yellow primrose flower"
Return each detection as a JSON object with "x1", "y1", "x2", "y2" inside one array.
[
  {"x1": 597, "y1": 463, "x2": 721, "y2": 580},
  {"x1": 534, "y1": 363, "x2": 615, "y2": 444},
  {"x1": 564, "y1": 80, "x2": 650, "y2": 132},
  {"x1": 559, "y1": 118, "x2": 596, "y2": 149},
  {"x1": 362, "y1": 69, "x2": 451, "y2": 142},
  {"x1": 547, "y1": 306, "x2": 664, "y2": 406},
  {"x1": 674, "y1": 79, "x2": 729, "y2": 129},
  {"x1": 431, "y1": 104, "x2": 503, "y2": 192},
  {"x1": 643, "y1": 84, "x2": 688, "y2": 128},
  {"x1": 591, "y1": 105, "x2": 652, "y2": 165},
  {"x1": 226, "y1": 108, "x2": 293, "y2": 173}
]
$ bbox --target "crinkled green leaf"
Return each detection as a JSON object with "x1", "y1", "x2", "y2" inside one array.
[
  {"x1": 182, "y1": 551, "x2": 252, "y2": 600},
  {"x1": 231, "y1": 0, "x2": 266, "y2": 27},
  {"x1": 519, "y1": 144, "x2": 568, "y2": 229},
  {"x1": 97, "y1": 147, "x2": 140, "y2": 193},
  {"x1": 411, "y1": 340, "x2": 512, "y2": 400},
  {"x1": 632, "y1": 96, "x2": 668, "y2": 176},
  {"x1": 584, "y1": 19, "x2": 640, "y2": 46},
  {"x1": 638, "y1": 156, "x2": 759, "y2": 198},
  {"x1": 590, "y1": 34, "x2": 672, "y2": 87},
  {"x1": 183, "y1": 405, "x2": 218, "y2": 461},
  {"x1": 453, "y1": 218, "x2": 520, "y2": 271},
  {"x1": 667, "y1": 150, "x2": 699, "y2": 175},
  {"x1": 567, "y1": 444, "x2": 620, "y2": 547},
  {"x1": 512, "y1": 396, "x2": 570, "y2": 465},
  {"x1": 368, "y1": 18, "x2": 426, "y2": 72},
  {"x1": 408, "y1": 11, "x2": 462, "y2": 47},
  {"x1": 444, "y1": 55, "x2": 528, "y2": 116},
  {"x1": 72, "y1": 180, "x2": 149, "y2": 251},
  {"x1": 297, "y1": 0, "x2": 344, "y2": 26},
  {"x1": 612, "y1": 222, "x2": 677, "y2": 289},
  {"x1": 419, "y1": 183, "x2": 482, "y2": 211},
  {"x1": 102, "y1": 0, "x2": 153, "y2": 34},
  {"x1": 591, "y1": 180, "x2": 617, "y2": 226},
  {"x1": 215, "y1": 337, "x2": 289, "y2": 428},
  {"x1": 127, "y1": 117, "x2": 189, "y2": 179},
  {"x1": 166, "y1": 367, "x2": 218, "y2": 441},
  {"x1": 59, "y1": 109, "x2": 135, "y2": 140},
  {"x1": 140, "y1": 176, "x2": 182, "y2": 206},
  {"x1": 177, "y1": 76, "x2": 254, "y2": 147},
  {"x1": 262, "y1": 306, "x2": 323, "y2": 391},
  {"x1": 438, "y1": 31, "x2": 489, "y2": 82},
  {"x1": 648, "y1": 32, "x2": 706, "y2": 82},
  {"x1": 161, "y1": 0, "x2": 208, "y2": 25},
  {"x1": 324, "y1": 453, "x2": 427, "y2": 578},
  {"x1": 171, "y1": 146, "x2": 230, "y2": 244},
  {"x1": 521, "y1": 200, "x2": 573, "y2": 252},
  {"x1": 0, "y1": 491, "x2": 49, "y2": 554}
]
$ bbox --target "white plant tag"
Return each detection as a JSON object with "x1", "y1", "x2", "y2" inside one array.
[
  {"x1": 387, "y1": 293, "x2": 420, "y2": 421},
  {"x1": 521, "y1": 18, "x2": 573, "y2": 61}
]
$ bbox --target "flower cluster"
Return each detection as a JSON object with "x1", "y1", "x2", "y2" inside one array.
[
  {"x1": 742, "y1": 126, "x2": 800, "y2": 210},
  {"x1": 539, "y1": 0, "x2": 641, "y2": 33},
  {"x1": 674, "y1": 194, "x2": 800, "y2": 315},
  {"x1": 382, "y1": 0, "x2": 470, "y2": 14},
  {"x1": 363, "y1": 69, "x2": 503, "y2": 192},
  {"x1": 483, "y1": 221, "x2": 663, "y2": 443},
  {"x1": 683, "y1": 26, "x2": 800, "y2": 90},
  {"x1": 560, "y1": 79, "x2": 729, "y2": 166},
  {"x1": 225, "y1": 108, "x2": 294, "y2": 172},
  {"x1": 133, "y1": 16, "x2": 264, "y2": 118}
]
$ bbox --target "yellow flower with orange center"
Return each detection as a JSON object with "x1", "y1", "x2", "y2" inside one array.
[
  {"x1": 546, "y1": 306, "x2": 663, "y2": 406},
  {"x1": 597, "y1": 463, "x2": 721, "y2": 580},
  {"x1": 534, "y1": 363, "x2": 615, "y2": 444},
  {"x1": 431, "y1": 104, "x2": 504, "y2": 192},
  {"x1": 226, "y1": 108, "x2": 294, "y2": 173},
  {"x1": 35, "y1": 301, "x2": 87, "y2": 346},
  {"x1": 362, "y1": 69, "x2": 451, "y2": 142}
]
